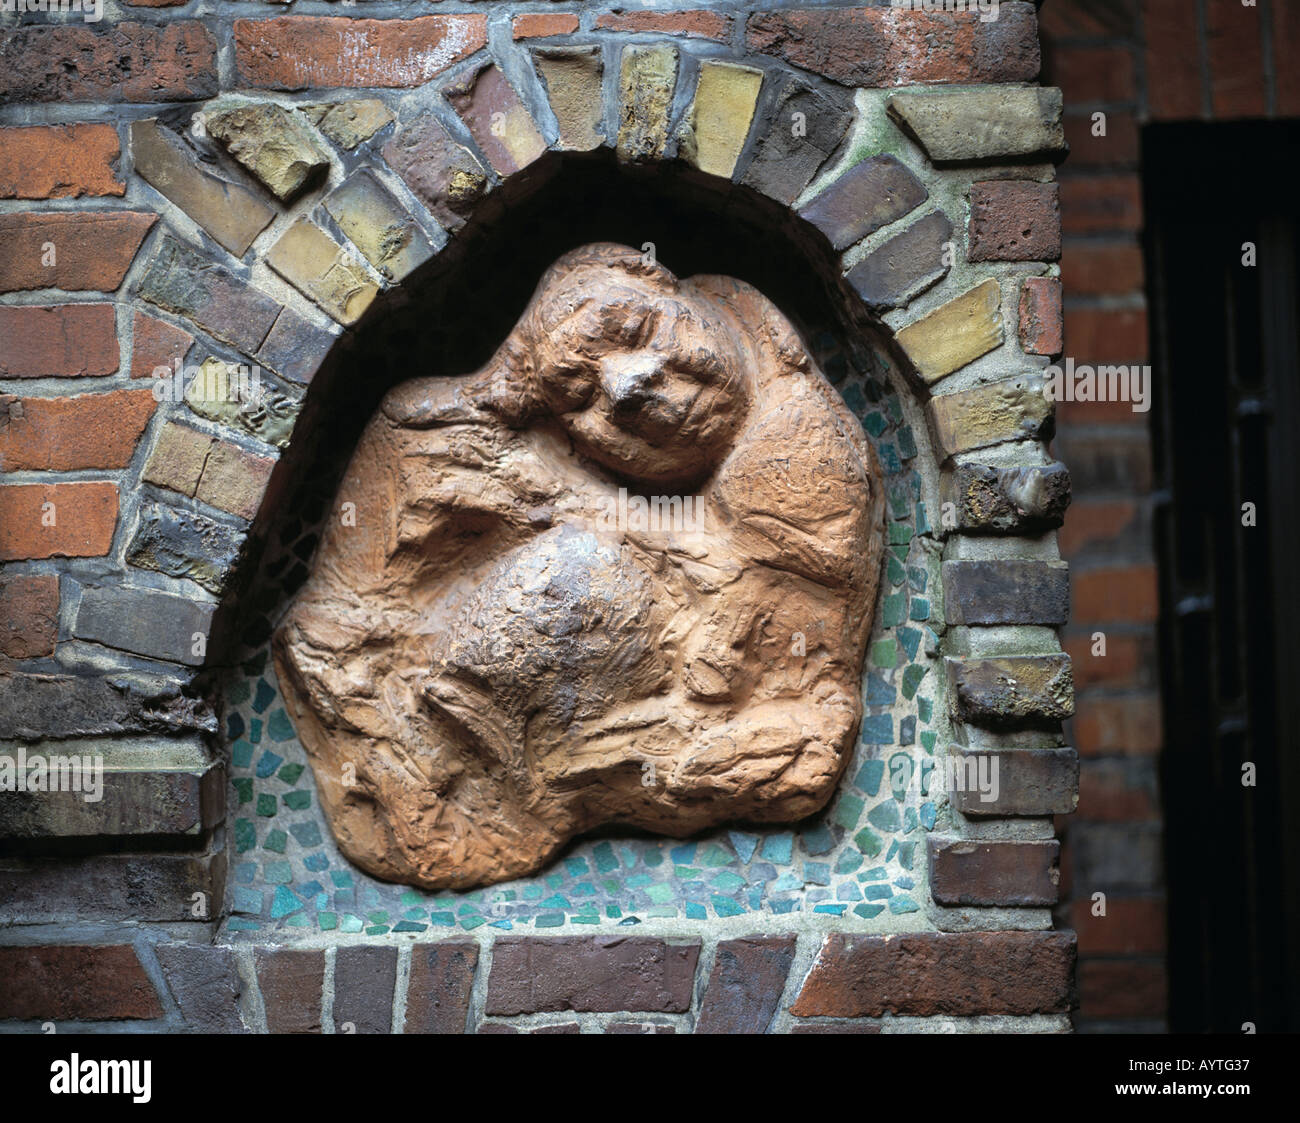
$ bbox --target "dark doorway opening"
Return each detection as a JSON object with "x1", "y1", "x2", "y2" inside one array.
[{"x1": 1145, "y1": 122, "x2": 1300, "y2": 1033}]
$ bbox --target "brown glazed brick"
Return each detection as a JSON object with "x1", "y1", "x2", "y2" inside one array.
[
  {"x1": 695, "y1": 936, "x2": 796, "y2": 1034},
  {"x1": 1060, "y1": 242, "x2": 1144, "y2": 296},
  {"x1": 950, "y1": 747, "x2": 1079, "y2": 817},
  {"x1": 0, "y1": 125, "x2": 123, "y2": 200},
  {"x1": 403, "y1": 942, "x2": 479, "y2": 1033},
  {"x1": 195, "y1": 440, "x2": 276, "y2": 522},
  {"x1": 0, "y1": 212, "x2": 156, "y2": 293},
  {"x1": 334, "y1": 946, "x2": 397, "y2": 1034},
  {"x1": 1070, "y1": 896, "x2": 1166, "y2": 956},
  {"x1": 0, "y1": 390, "x2": 157, "y2": 472},
  {"x1": 969, "y1": 180, "x2": 1061, "y2": 262},
  {"x1": 0, "y1": 574, "x2": 59, "y2": 659},
  {"x1": 745, "y1": 4, "x2": 1039, "y2": 87},
  {"x1": 0, "y1": 305, "x2": 119, "y2": 378},
  {"x1": 1079, "y1": 959, "x2": 1166, "y2": 1019},
  {"x1": 0, "y1": 22, "x2": 217, "y2": 104},
  {"x1": 1062, "y1": 112, "x2": 1139, "y2": 168},
  {"x1": 595, "y1": 10, "x2": 731, "y2": 42},
  {"x1": 942, "y1": 559, "x2": 1070, "y2": 626},
  {"x1": 444, "y1": 63, "x2": 546, "y2": 178},
  {"x1": 797, "y1": 154, "x2": 928, "y2": 252},
  {"x1": 1060, "y1": 174, "x2": 1142, "y2": 234},
  {"x1": 0, "y1": 945, "x2": 163, "y2": 1021},
  {"x1": 929, "y1": 838, "x2": 1061, "y2": 905},
  {"x1": 1072, "y1": 564, "x2": 1158, "y2": 624},
  {"x1": 514, "y1": 13, "x2": 580, "y2": 40},
  {"x1": 0, "y1": 482, "x2": 118, "y2": 561},
  {"x1": 791, "y1": 931, "x2": 1075, "y2": 1018},
  {"x1": 234, "y1": 17, "x2": 487, "y2": 90},
  {"x1": 1074, "y1": 693, "x2": 1162, "y2": 756},
  {"x1": 1019, "y1": 277, "x2": 1062, "y2": 355},
  {"x1": 485, "y1": 937, "x2": 701, "y2": 1015},
  {"x1": 130, "y1": 310, "x2": 193, "y2": 380},
  {"x1": 255, "y1": 948, "x2": 324, "y2": 1033},
  {"x1": 1205, "y1": 0, "x2": 1266, "y2": 119}
]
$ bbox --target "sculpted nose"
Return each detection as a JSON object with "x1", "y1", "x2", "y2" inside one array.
[{"x1": 601, "y1": 354, "x2": 662, "y2": 410}]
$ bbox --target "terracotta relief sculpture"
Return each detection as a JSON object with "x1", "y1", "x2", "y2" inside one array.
[{"x1": 273, "y1": 244, "x2": 886, "y2": 889}]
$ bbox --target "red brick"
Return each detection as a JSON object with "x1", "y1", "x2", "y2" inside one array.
[
  {"x1": 0, "y1": 390, "x2": 157, "y2": 472},
  {"x1": 513, "y1": 13, "x2": 580, "y2": 40},
  {"x1": 969, "y1": 180, "x2": 1061, "y2": 262},
  {"x1": 1060, "y1": 174, "x2": 1142, "y2": 234},
  {"x1": 1060, "y1": 242, "x2": 1144, "y2": 296},
  {"x1": 791, "y1": 931, "x2": 1076, "y2": 1018},
  {"x1": 1058, "y1": 499, "x2": 1139, "y2": 556},
  {"x1": 929, "y1": 838, "x2": 1061, "y2": 906},
  {"x1": 0, "y1": 212, "x2": 156, "y2": 293},
  {"x1": 745, "y1": 5, "x2": 1040, "y2": 87},
  {"x1": 0, "y1": 945, "x2": 162, "y2": 1020},
  {"x1": 1072, "y1": 564, "x2": 1158, "y2": 623},
  {"x1": 130, "y1": 310, "x2": 193, "y2": 380},
  {"x1": 0, "y1": 304, "x2": 119, "y2": 378},
  {"x1": 1063, "y1": 304, "x2": 1148, "y2": 363},
  {"x1": 1039, "y1": 0, "x2": 1137, "y2": 41},
  {"x1": 1078, "y1": 958, "x2": 1166, "y2": 1019},
  {"x1": 1073, "y1": 693, "x2": 1163, "y2": 755},
  {"x1": 1206, "y1": 0, "x2": 1266, "y2": 118},
  {"x1": 254, "y1": 949, "x2": 323, "y2": 1034},
  {"x1": 0, "y1": 482, "x2": 118, "y2": 561},
  {"x1": 1274, "y1": 0, "x2": 1300, "y2": 115},
  {"x1": 0, "y1": 574, "x2": 59, "y2": 659},
  {"x1": 0, "y1": 22, "x2": 217, "y2": 104},
  {"x1": 0, "y1": 125, "x2": 123, "y2": 200},
  {"x1": 1144, "y1": 0, "x2": 1204, "y2": 120},
  {"x1": 1047, "y1": 45, "x2": 1136, "y2": 103},
  {"x1": 1063, "y1": 111, "x2": 1139, "y2": 167},
  {"x1": 1078, "y1": 759, "x2": 1158, "y2": 821},
  {"x1": 234, "y1": 17, "x2": 488, "y2": 90},
  {"x1": 595, "y1": 10, "x2": 731, "y2": 41},
  {"x1": 1057, "y1": 394, "x2": 1150, "y2": 427},
  {"x1": 1063, "y1": 630, "x2": 1146, "y2": 688},
  {"x1": 1070, "y1": 896, "x2": 1166, "y2": 955},
  {"x1": 1020, "y1": 277, "x2": 1063, "y2": 355}
]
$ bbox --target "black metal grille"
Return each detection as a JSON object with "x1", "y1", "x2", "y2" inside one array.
[{"x1": 1145, "y1": 123, "x2": 1300, "y2": 1033}]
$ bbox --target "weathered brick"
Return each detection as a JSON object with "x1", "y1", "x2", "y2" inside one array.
[
  {"x1": 383, "y1": 114, "x2": 490, "y2": 234},
  {"x1": 617, "y1": 45, "x2": 679, "y2": 163},
  {"x1": 746, "y1": 5, "x2": 1040, "y2": 87},
  {"x1": 948, "y1": 747, "x2": 1079, "y2": 817},
  {"x1": 514, "y1": 13, "x2": 580, "y2": 40},
  {"x1": 0, "y1": 212, "x2": 155, "y2": 293},
  {"x1": 445, "y1": 63, "x2": 547, "y2": 178},
  {"x1": 679, "y1": 61, "x2": 764, "y2": 180},
  {"x1": 927, "y1": 374, "x2": 1053, "y2": 459},
  {"x1": 254, "y1": 948, "x2": 324, "y2": 1034},
  {"x1": 887, "y1": 87, "x2": 1065, "y2": 163},
  {"x1": 0, "y1": 304, "x2": 119, "y2": 379},
  {"x1": 969, "y1": 180, "x2": 1061, "y2": 262},
  {"x1": 897, "y1": 279, "x2": 1005, "y2": 384},
  {"x1": 845, "y1": 210, "x2": 952, "y2": 311},
  {"x1": 0, "y1": 482, "x2": 118, "y2": 561},
  {"x1": 0, "y1": 390, "x2": 156, "y2": 472},
  {"x1": 256, "y1": 307, "x2": 339, "y2": 386},
  {"x1": 791, "y1": 931, "x2": 1075, "y2": 1018},
  {"x1": 334, "y1": 946, "x2": 397, "y2": 1034},
  {"x1": 143, "y1": 422, "x2": 212, "y2": 500},
  {"x1": 942, "y1": 559, "x2": 1070, "y2": 626},
  {"x1": 929, "y1": 838, "x2": 1060, "y2": 905},
  {"x1": 127, "y1": 500, "x2": 245, "y2": 595},
  {"x1": 155, "y1": 944, "x2": 247, "y2": 1033},
  {"x1": 941, "y1": 461, "x2": 1071, "y2": 533},
  {"x1": 0, "y1": 574, "x2": 59, "y2": 660},
  {"x1": 947, "y1": 653, "x2": 1075, "y2": 726},
  {"x1": 0, "y1": 21, "x2": 217, "y2": 104},
  {"x1": 0, "y1": 671, "x2": 214, "y2": 742},
  {"x1": 0, "y1": 124, "x2": 123, "y2": 200},
  {"x1": 266, "y1": 220, "x2": 379, "y2": 327},
  {"x1": 73, "y1": 584, "x2": 214, "y2": 666},
  {"x1": 301, "y1": 100, "x2": 395, "y2": 150},
  {"x1": 131, "y1": 310, "x2": 194, "y2": 381},
  {"x1": 596, "y1": 9, "x2": 730, "y2": 41},
  {"x1": 534, "y1": 48, "x2": 605, "y2": 153},
  {"x1": 799, "y1": 154, "x2": 927, "y2": 252},
  {"x1": 185, "y1": 359, "x2": 301, "y2": 449},
  {"x1": 1020, "y1": 277, "x2": 1063, "y2": 355},
  {"x1": 486, "y1": 937, "x2": 700, "y2": 1015},
  {"x1": 323, "y1": 169, "x2": 436, "y2": 283},
  {"x1": 402, "y1": 943, "x2": 479, "y2": 1033},
  {"x1": 130, "y1": 119, "x2": 275, "y2": 258},
  {"x1": 135, "y1": 235, "x2": 282, "y2": 355},
  {"x1": 234, "y1": 16, "x2": 487, "y2": 91},
  {"x1": 205, "y1": 103, "x2": 330, "y2": 202},
  {"x1": 195, "y1": 439, "x2": 276, "y2": 522},
  {"x1": 740, "y1": 80, "x2": 852, "y2": 206},
  {"x1": 0, "y1": 945, "x2": 163, "y2": 1021},
  {"x1": 695, "y1": 936, "x2": 796, "y2": 1034}
]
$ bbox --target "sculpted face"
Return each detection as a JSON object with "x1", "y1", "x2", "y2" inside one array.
[{"x1": 273, "y1": 244, "x2": 886, "y2": 890}]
